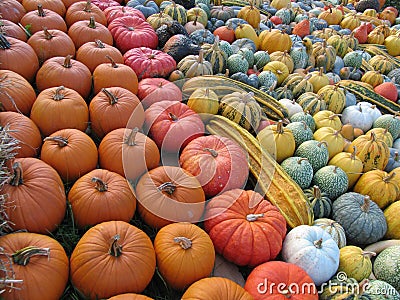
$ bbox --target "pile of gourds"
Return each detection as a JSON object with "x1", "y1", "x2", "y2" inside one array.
[{"x1": 1, "y1": 0, "x2": 400, "y2": 298}]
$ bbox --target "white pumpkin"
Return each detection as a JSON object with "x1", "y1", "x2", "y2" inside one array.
[
  {"x1": 282, "y1": 225, "x2": 340, "y2": 286},
  {"x1": 341, "y1": 104, "x2": 374, "y2": 132},
  {"x1": 358, "y1": 102, "x2": 382, "y2": 122},
  {"x1": 278, "y1": 99, "x2": 303, "y2": 118}
]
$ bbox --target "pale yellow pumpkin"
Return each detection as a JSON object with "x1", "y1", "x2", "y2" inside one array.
[
  {"x1": 269, "y1": 50, "x2": 295, "y2": 73},
  {"x1": 187, "y1": 87, "x2": 219, "y2": 115},
  {"x1": 263, "y1": 61, "x2": 289, "y2": 86},
  {"x1": 313, "y1": 110, "x2": 342, "y2": 131},
  {"x1": 384, "y1": 201, "x2": 400, "y2": 239},
  {"x1": 270, "y1": 0, "x2": 290, "y2": 10},
  {"x1": 338, "y1": 246, "x2": 375, "y2": 282},
  {"x1": 365, "y1": 127, "x2": 393, "y2": 148},
  {"x1": 308, "y1": 67, "x2": 330, "y2": 93},
  {"x1": 313, "y1": 126, "x2": 345, "y2": 159},
  {"x1": 384, "y1": 34, "x2": 400, "y2": 56}
]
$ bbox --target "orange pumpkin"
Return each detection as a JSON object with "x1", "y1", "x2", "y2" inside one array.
[
  {"x1": 40, "y1": 128, "x2": 98, "y2": 183},
  {"x1": 109, "y1": 294, "x2": 154, "y2": 300},
  {"x1": 0, "y1": 111, "x2": 42, "y2": 158},
  {"x1": 20, "y1": 4, "x2": 67, "y2": 34},
  {"x1": 2, "y1": 157, "x2": 66, "y2": 233},
  {"x1": 70, "y1": 221, "x2": 156, "y2": 298},
  {"x1": 98, "y1": 127, "x2": 160, "y2": 181},
  {"x1": 0, "y1": 232, "x2": 69, "y2": 300},
  {"x1": 68, "y1": 168, "x2": 137, "y2": 228},
  {"x1": 30, "y1": 86, "x2": 89, "y2": 137},
  {"x1": 154, "y1": 222, "x2": 215, "y2": 290},
  {"x1": 135, "y1": 166, "x2": 205, "y2": 229},
  {"x1": 0, "y1": 0, "x2": 26, "y2": 23},
  {"x1": 65, "y1": 0, "x2": 107, "y2": 27},
  {"x1": 22, "y1": 0, "x2": 66, "y2": 17},
  {"x1": 258, "y1": 28, "x2": 292, "y2": 53},
  {"x1": 292, "y1": 19, "x2": 310, "y2": 38},
  {"x1": 0, "y1": 19, "x2": 28, "y2": 41},
  {"x1": 89, "y1": 87, "x2": 144, "y2": 139}
]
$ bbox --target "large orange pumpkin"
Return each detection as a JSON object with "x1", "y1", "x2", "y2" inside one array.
[
  {"x1": 98, "y1": 127, "x2": 160, "y2": 180},
  {"x1": 204, "y1": 189, "x2": 287, "y2": 267},
  {"x1": 30, "y1": 86, "x2": 89, "y2": 137},
  {"x1": 137, "y1": 78, "x2": 182, "y2": 109},
  {"x1": 70, "y1": 220, "x2": 156, "y2": 299},
  {"x1": 135, "y1": 166, "x2": 205, "y2": 228},
  {"x1": 2, "y1": 157, "x2": 66, "y2": 233},
  {"x1": 0, "y1": 19, "x2": 28, "y2": 42},
  {"x1": 68, "y1": 168, "x2": 137, "y2": 229},
  {"x1": 154, "y1": 222, "x2": 215, "y2": 290},
  {"x1": 22, "y1": 0, "x2": 66, "y2": 17},
  {"x1": 65, "y1": 0, "x2": 107, "y2": 27},
  {"x1": 0, "y1": 0, "x2": 26, "y2": 23},
  {"x1": 182, "y1": 277, "x2": 254, "y2": 300},
  {"x1": 20, "y1": 4, "x2": 68, "y2": 34},
  {"x1": 0, "y1": 232, "x2": 69, "y2": 300},
  {"x1": 89, "y1": 87, "x2": 145, "y2": 139},
  {"x1": 40, "y1": 128, "x2": 98, "y2": 183},
  {"x1": 0, "y1": 111, "x2": 42, "y2": 158}
]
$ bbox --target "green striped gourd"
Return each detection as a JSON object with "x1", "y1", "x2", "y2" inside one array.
[
  {"x1": 177, "y1": 50, "x2": 213, "y2": 78},
  {"x1": 373, "y1": 114, "x2": 400, "y2": 140},
  {"x1": 313, "y1": 218, "x2": 346, "y2": 248},
  {"x1": 312, "y1": 165, "x2": 349, "y2": 200},
  {"x1": 297, "y1": 92, "x2": 327, "y2": 116},
  {"x1": 304, "y1": 185, "x2": 332, "y2": 219},
  {"x1": 285, "y1": 121, "x2": 313, "y2": 148},
  {"x1": 253, "y1": 50, "x2": 270, "y2": 69},
  {"x1": 163, "y1": 2, "x2": 187, "y2": 25},
  {"x1": 186, "y1": 7, "x2": 208, "y2": 26},
  {"x1": 282, "y1": 73, "x2": 313, "y2": 99},
  {"x1": 281, "y1": 157, "x2": 313, "y2": 189},
  {"x1": 343, "y1": 33, "x2": 359, "y2": 50},
  {"x1": 373, "y1": 246, "x2": 400, "y2": 292},
  {"x1": 290, "y1": 111, "x2": 316, "y2": 132},
  {"x1": 317, "y1": 84, "x2": 346, "y2": 114},
  {"x1": 368, "y1": 55, "x2": 395, "y2": 75},
  {"x1": 201, "y1": 36, "x2": 228, "y2": 74},
  {"x1": 327, "y1": 34, "x2": 349, "y2": 58},
  {"x1": 227, "y1": 54, "x2": 249, "y2": 74},
  {"x1": 219, "y1": 91, "x2": 262, "y2": 131},
  {"x1": 312, "y1": 40, "x2": 337, "y2": 71},
  {"x1": 290, "y1": 46, "x2": 309, "y2": 70},
  {"x1": 275, "y1": 85, "x2": 293, "y2": 100},
  {"x1": 294, "y1": 140, "x2": 329, "y2": 172}
]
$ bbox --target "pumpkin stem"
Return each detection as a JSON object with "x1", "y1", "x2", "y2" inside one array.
[
  {"x1": 101, "y1": 88, "x2": 118, "y2": 105},
  {"x1": 43, "y1": 27, "x2": 54, "y2": 40},
  {"x1": 168, "y1": 112, "x2": 179, "y2": 122},
  {"x1": 91, "y1": 177, "x2": 108, "y2": 192},
  {"x1": 369, "y1": 131, "x2": 377, "y2": 142},
  {"x1": 329, "y1": 114, "x2": 342, "y2": 120},
  {"x1": 317, "y1": 140, "x2": 328, "y2": 148},
  {"x1": 53, "y1": 86, "x2": 65, "y2": 101},
  {"x1": 198, "y1": 50, "x2": 204, "y2": 63},
  {"x1": 84, "y1": 0, "x2": 92, "y2": 12},
  {"x1": 109, "y1": 235, "x2": 122, "y2": 257},
  {"x1": 0, "y1": 34, "x2": 11, "y2": 49},
  {"x1": 361, "y1": 251, "x2": 376, "y2": 258},
  {"x1": 158, "y1": 182, "x2": 176, "y2": 195},
  {"x1": 125, "y1": 127, "x2": 139, "y2": 146},
  {"x1": 43, "y1": 136, "x2": 69, "y2": 147},
  {"x1": 350, "y1": 146, "x2": 357, "y2": 160},
  {"x1": 173, "y1": 237, "x2": 192, "y2": 250},
  {"x1": 37, "y1": 4, "x2": 46, "y2": 17},
  {"x1": 95, "y1": 39, "x2": 105, "y2": 48},
  {"x1": 88, "y1": 16, "x2": 96, "y2": 29},
  {"x1": 105, "y1": 55, "x2": 118, "y2": 68},
  {"x1": 361, "y1": 195, "x2": 370, "y2": 212},
  {"x1": 312, "y1": 185, "x2": 321, "y2": 199},
  {"x1": 313, "y1": 238, "x2": 323, "y2": 249},
  {"x1": 9, "y1": 162, "x2": 23, "y2": 186},
  {"x1": 276, "y1": 120, "x2": 284, "y2": 134},
  {"x1": 203, "y1": 148, "x2": 218, "y2": 157},
  {"x1": 297, "y1": 157, "x2": 308, "y2": 164},
  {"x1": 246, "y1": 213, "x2": 264, "y2": 221},
  {"x1": 63, "y1": 55, "x2": 73, "y2": 68},
  {"x1": 383, "y1": 172, "x2": 395, "y2": 183},
  {"x1": 12, "y1": 246, "x2": 50, "y2": 266}
]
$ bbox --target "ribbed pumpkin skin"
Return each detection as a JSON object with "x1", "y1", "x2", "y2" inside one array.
[
  {"x1": 237, "y1": 4, "x2": 260, "y2": 29},
  {"x1": 204, "y1": 189, "x2": 287, "y2": 267},
  {"x1": 163, "y1": 2, "x2": 187, "y2": 24},
  {"x1": 312, "y1": 218, "x2": 347, "y2": 248},
  {"x1": 201, "y1": 37, "x2": 228, "y2": 74},
  {"x1": 2, "y1": 158, "x2": 66, "y2": 234},
  {"x1": 338, "y1": 246, "x2": 374, "y2": 282},
  {"x1": 328, "y1": 150, "x2": 363, "y2": 189},
  {"x1": 177, "y1": 52, "x2": 213, "y2": 78},
  {"x1": 373, "y1": 246, "x2": 400, "y2": 292},
  {"x1": 297, "y1": 92, "x2": 327, "y2": 116},
  {"x1": 349, "y1": 132, "x2": 390, "y2": 172},
  {"x1": 311, "y1": 41, "x2": 336, "y2": 71},
  {"x1": 368, "y1": 55, "x2": 395, "y2": 75},
  {"x1": 317, "y1": 85, "x2": 346, "y2": 114},
  {"x1": 281, "y1": 157, "x2": 313, "y2": 189},
  {"x1": 332, "y1": 192, "x2": 388, "y2": 245},
  {"x1": 353, "y1": 169, "x2": 399, "y2": 209},
  {"x1": 312, "y1": 165, "x2": 349, "y2": 200},
  {"x1": 182, "y1": 277, "x2": 253, "y2": 300},
  {"x1": 219, "y1": 91, "x2": 262, "y2": 131},
  {"x1": 361, "y1": 70, "x2": 384, "y2": 88},
  {"x1": 0, "y1": 232, "x2": 69, "y2": 300},
  {"x1": 154, "y1": 222, "x2": 215, "y2": 290},
  {"x1": 327, "y1": 35, "x2": 348, "y2": 58},
  {"x1": 70, "y1": 221, "x2": 156, "y2": 299},
  {"x1": 258, "y1": 29, "x2": 292, "y2": 53},
  {"x1": 304, "y1": 186, "x2": 332, "y2": 219},
  {"x1": 313, "y1": 127, "x2": 345, "y2": 160},
  {"x1": 384, "y1": 201, "x2": 400, "y2": 239}
]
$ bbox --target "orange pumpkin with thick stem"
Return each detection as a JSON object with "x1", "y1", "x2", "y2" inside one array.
[
  {"x1": 0, "y1": 0, "x2": 26, "y2": 23},
  {"x1": 35, "y1": 55, "x2": 92, "y2": 99},
  {"x1": 98, "y1": 127, "x2": 160, "y2": 180},
  {"x1": 0, "y1": 111, "x2": 42, "y2": 158},
  {"x1": 22, "y1": 0, "x2": 66, "y2": 17},
  {"x1": 137, "y1": 78, "x2": 182, "y2": 109},
  {"x1": 27, "y1": 28, "x2": 76, "y2": 64},
  {"x1": 30, "y1": 86, "x2": 89, "y2": 137},
  {"x1": 0, "y1": 70, "x2": 36, "y2": 115},
  {"x1": 65, "y1": 0, "x2": 107, "y2": 27},
  {"x1": 76, "y1": 39, "x2": 123, "y2": 72},
  {"x1": 154, "y1": 222, "x2": 215, "y2": 290},
  {"x1": 0, "y1": 35, "x2": 39, "y2": 82},
  {"x1": 40, "y1": 128, "x2": 98, "y2": 183},
  {"x1": 135, "y1": 166, "x2": 206, "y2": 229},
  {"x1": 93, "y1": 55, "x2": 138, "y2": 95},
  {"x1": 204, "y1": 189, "x2": 287, "y2": 267},
  {"x1": 89, "y1": 86, "x2": 144, "y2": 139},
  {"x1": 0, "y1": 232, "x2": 69, "y2": 300},
  {"x1": 20, "y1": 4, "x2": 67, "y2": 34},
  {"x1": 2, "y1": 157, "x2": 66, "y2": 233},
  {"x1": 68, "y1": 168, "x2": 137, "y2": 229},
  {"x1": 68, "y1": 16, "x2": 113, "y2": 49},
  {"x1": 70, "y1": 220, "x2": 156, "y2": 298},
  {"x1": 182, "y1": 277, "x2": 253, "y2": 299}
]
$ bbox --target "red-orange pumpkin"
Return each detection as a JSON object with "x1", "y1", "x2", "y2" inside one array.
[
  {"x1": 40, "y1": 128, "x2": 98, "y2": 183},
  {"x1": 0, "y1": 19, "x2": 28, "y2": 41},
  {"x1": 2, "y1": 157, "x2": 66, "y2": 233},
  {"x1": 154, "y1": 222, "x2": 215, "y2": 290},
  {"x1": 104, "y1": 6, "x2": 145, "y2": 23},
  {"x1": 20, "y1": 4, "x2": 67, "y2": 34},
  {"x1": 89, "y1": 86, "x2": 144, "y2": 139},
  {"x1": 179, "y1": 135, "x2": 249, "y2": 198},
  {"x1": 22, "y1": 0, "x2": 66, "y2": 17},
  {"x1": 204, "y1": 189, "x2": 287, "y2": 267},
  {"x1": 0, "y1": 0, "x2": 26, "y2": 23},
  {"x1": 137, "y1": 78, "x2": 182, "y2": 109},
  {"x1": 98, "y1": 127, "x2": 160, "y2": 180},
  {"x1": 70, "y1": 220, "x2": 156, "y2": 298},
  {"x1": 0, "y1": 232, "x2": 69, "y2": 300},
  {"x1": 109, "y1": 294, "x2": 153, "y2": 300},
  {"x1": 213, "y1": 25, "x2": 235, "y2": 43},
  {"x1": 0, "y1": 111, "x2": 42, "y2": 158},
  {"x1": 30, "y1": 86, "x2": 89, "y2": 137},
  {"x1": 65, "y1": 0, "x2": 107, "y2": 27},
  {"x1": 68, "y1": 168, "x2": 137, "y2": 229},
  {"x1": 135, "y1": 166, "x2": 206, "y2": 228}
]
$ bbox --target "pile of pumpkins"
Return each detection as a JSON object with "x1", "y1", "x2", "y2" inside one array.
[{"x1": 1, "y1": 0, "x2": 400, "y2": 298}]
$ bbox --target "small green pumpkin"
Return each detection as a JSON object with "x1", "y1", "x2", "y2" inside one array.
[
  {"x1": 227, "y1": 53, "x2": 249, "y2": 75},
  {"x1": 285, "y1": 121, "x2": 313, "y2": 148},
  {"x1": 373, "y1": 245, "x2": 400, "y2": 292},
  {"x1": 294, "y1": 140, "x2": 329, "y2": 173},
  {"x1": 297, "y1": 92, "x2": 327, "y2": 116},
  {"x1": 280, "y1": 157, "x2": 313, "y2": 189},
  {"x1": 290, "y1": 111, "x2": 316, "y2": 132},
  {"x1": 312, "y1": 165, "x2": 348, "y2": 200},
  {"x1": 304, "y1": 185, "x2": 332, "y2": 219}
]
